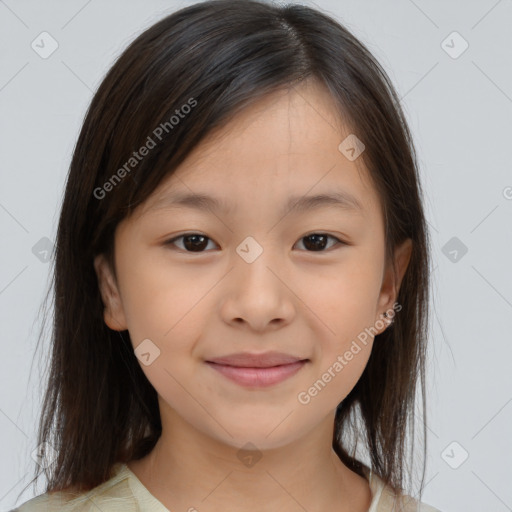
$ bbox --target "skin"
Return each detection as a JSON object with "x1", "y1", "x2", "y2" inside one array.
[{"x1": 94, "y1": 78, "x2": 412, "y2": 512}]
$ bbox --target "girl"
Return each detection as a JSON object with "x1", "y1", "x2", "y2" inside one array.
[{"x1": 13, "y1": 0, "x2": 440, "y2": 511}]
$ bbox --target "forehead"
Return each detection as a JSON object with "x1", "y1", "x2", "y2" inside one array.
[{"x1": 139, "y1": 80, "x2": 381, "y2": 221}]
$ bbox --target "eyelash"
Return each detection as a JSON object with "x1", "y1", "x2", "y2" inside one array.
[{"x1": 164, "y1": 232, "x2": 347, "y2": 253}]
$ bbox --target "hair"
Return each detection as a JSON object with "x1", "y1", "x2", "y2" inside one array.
[{"x1": 19, "y1": 0, "x2": 432, "y2": 505}]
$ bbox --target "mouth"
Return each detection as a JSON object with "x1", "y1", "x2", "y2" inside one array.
[{"x1": 205, "y1": 352, "x2": 309, "y2": 388}]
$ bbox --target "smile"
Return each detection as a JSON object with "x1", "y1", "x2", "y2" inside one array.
[{"x1": 205, "y1": 360, "x2": 307, "y2": 388}]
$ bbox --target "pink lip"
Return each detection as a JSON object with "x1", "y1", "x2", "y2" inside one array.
[
  {"x1": 206, "y1": 351, "x2": 306, "y2": 367},
  {"x1": 205, "y1": 352, "x2": 308, "y2": 388},
  {"x1": 206, "y1": 361, "x2": 306, "y2": 387}
]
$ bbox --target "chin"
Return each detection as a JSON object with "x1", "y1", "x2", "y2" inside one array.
[{"x1": 203, "y1": 420, "x2": 307, "y2": 453}]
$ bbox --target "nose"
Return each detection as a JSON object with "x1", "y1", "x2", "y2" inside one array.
[{"x1": 219, "y1": 240, "x2": 295, "y2": 332}]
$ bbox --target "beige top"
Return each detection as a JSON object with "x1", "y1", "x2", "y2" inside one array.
[{"x1": 12, "y1": 462, "x2": 441, "y2": 512}]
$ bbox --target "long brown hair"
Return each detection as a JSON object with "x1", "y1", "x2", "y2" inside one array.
[{"x1": 19, "y1": 0, "x2": 431, "y2": 503}]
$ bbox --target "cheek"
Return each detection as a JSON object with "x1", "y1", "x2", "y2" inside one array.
[
  {"x1": 118, "y1": 262, "x2": 205, "y2": 405},
  {"x1": 298, "y1": 253, "x2": 382, "y2": 394},
  {"x1": 117, "y1": 251, "x2": 208, "y2": 342},
  {"x1": 302, "y1": 253, "x2": 383, "y2": 335}
]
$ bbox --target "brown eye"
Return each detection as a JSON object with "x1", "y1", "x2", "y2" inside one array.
[
  {"x1": 166, "y1": 233, "x2": 218, "y2": 252},
  {"x1": 165, "y1": 232, "x2": 345, "y2": 254},
  {"x1": 295, "y1": 233, "x2": 344, "y2": 252}
]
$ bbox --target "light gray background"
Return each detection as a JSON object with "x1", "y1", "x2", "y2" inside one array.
[{"x1": 1, "y1": 1, "x2": 511, "y2": 511}]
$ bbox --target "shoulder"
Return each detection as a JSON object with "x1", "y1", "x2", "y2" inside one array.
[
  {"x1": 12, "y1": 464, "x2": 138, "y2": 512},
  {"x1": 368, "y1": 472, "x2": 442, "y2": 512}
]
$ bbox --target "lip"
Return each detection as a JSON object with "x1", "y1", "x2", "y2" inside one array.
[
  {"x1": 205, "y1": 351, "x2": 309, "y2": 388},
  {"x1": 206, "y1": 351, "x2": 306, "y2": 368}
]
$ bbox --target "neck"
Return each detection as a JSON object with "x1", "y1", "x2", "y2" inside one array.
[{"x1": 127, "y1": 408, "x2": 372, "y2": 512}]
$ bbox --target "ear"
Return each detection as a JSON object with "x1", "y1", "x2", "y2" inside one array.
[
  {"x1": 375, "y1": 238, "x2": 413, "y2": 333},
  {"x1": 93, "y1": 254, "x2": 128, "y2": 331}
]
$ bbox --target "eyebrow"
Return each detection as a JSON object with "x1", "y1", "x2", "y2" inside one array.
[{"x1": 146, "y1": 190, "x2": 364, "y2": 217}]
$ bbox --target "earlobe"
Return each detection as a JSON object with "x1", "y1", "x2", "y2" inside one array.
[
  {"x1": 93, "y1": 254, "x2": 128, "y2": 331},
  {"x1": 376, "y1": 238, "x2": 413, "y2": 331}
]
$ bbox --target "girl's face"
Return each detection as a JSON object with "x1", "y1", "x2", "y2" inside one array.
[{"x1": 95, "y1": 80, "x2": 411, "y2": 451}]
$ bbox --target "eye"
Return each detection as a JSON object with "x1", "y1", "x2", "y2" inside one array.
[
  {"x1": 165, "y1": 233, "x2": 219, "y2": 253},
  {"x1": 294, "y1": 233, "x2": 345, "y2": 252},
  {"x1": 165, "y1": 232, "x2": 346, "y2": 253}
]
